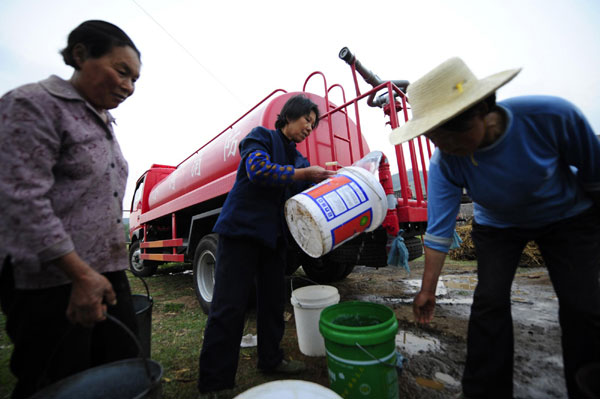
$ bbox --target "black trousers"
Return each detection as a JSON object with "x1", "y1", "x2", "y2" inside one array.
[
  {"x1": 1, "y1": 265, "x2": 138, "y2": 399},
  {"x1": 462, "y1": 207, "x2": 600, "y2": 399},
  {"x1": 197, "y1": 235, "x2": 286, "y2": 393}
]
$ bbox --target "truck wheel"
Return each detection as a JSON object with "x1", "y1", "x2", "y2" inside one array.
[
  {"x1": 128, "y1": 240, "x2": 159, "y2": 277},
  {"x1": 193, "y1": 234, "x2": 218, "y2": 315},
  {"x1": 301, "y1": 254, "x2": 350, "y2": 283},
  {"x1": 405, "y1": 236, "x2": 424, "y2": 261},
  {"x1": 338, "y1": 263, "x2": 356, "y2": 280}
]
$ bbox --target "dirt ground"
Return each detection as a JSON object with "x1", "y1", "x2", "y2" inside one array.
[
  {"x1": 0, "y1": 257, "x2": 568, "y2": 399},
  {"x1": 288, "y1": 260, "x2": 566, "y2": 399}
]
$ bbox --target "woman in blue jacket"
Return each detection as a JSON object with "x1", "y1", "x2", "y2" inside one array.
[{"x1": 197, "y1": 95, "x2": 334, "y2": 398}]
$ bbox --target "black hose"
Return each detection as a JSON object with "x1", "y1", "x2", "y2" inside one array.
[
  {"x1": 339, "y1": 47, "x2": 410, "y2": 108},
  {"x1": 339, "y1": 47, "x2": 382, "y2": 88}
]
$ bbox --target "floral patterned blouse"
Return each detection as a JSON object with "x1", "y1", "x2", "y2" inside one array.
[{"x1": 0, "y1": 75, "x2": 129, "y2": 289}]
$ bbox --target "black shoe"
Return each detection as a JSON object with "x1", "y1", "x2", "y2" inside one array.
[{"x1": 262, "y1": 359, "x2": 306, "y2": 375}]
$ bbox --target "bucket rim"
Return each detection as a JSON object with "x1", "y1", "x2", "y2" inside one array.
[
  {"x1": 291, "y1": 285, "x2": 340, "y2": 309},
  {"x1": 319, "y1": 301, "x2": 398, "y2": 346},
  {"x1": 131, "y1": 293, "x2": 154, "y2": 313},
  {"x1": 284, "y1": 198, "x2": 325, "y2": 258},
  {"x1": 28, "y1": 358, "x2": 163, "y2": 399}
]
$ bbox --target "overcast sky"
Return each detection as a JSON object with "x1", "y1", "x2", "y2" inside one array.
[{"x1": 1, "y1": 0, "x2": 599, "y2": 210}]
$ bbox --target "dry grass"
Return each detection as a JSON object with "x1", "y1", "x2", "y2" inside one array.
[{"x1": 449, "y1": 222, "x2": 544, "y2": 267}]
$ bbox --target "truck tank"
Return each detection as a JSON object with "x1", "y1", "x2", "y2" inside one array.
[{"x1": 145, "y1": 91, "x2": 370, "y2": 216}]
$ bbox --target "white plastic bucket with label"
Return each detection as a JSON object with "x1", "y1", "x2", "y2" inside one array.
[
  {"x1": 285, "y1": 166, "x2": 387, "y2": 258},
  {"x1": 290, "y1": 285, "x2": 340, "y2": 356}
]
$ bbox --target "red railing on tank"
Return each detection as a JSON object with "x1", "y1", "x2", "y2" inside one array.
[{"x1": 302, "y1": 70, "x2": 430, "y2": 217}]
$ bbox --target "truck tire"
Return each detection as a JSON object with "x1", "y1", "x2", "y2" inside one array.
[
  {"x1": 337, "y1": 263, "x2": 356, "y2": 280},
  {"x1": 193, "y1": 234, "x2": 218, "y2": 315},
  {"x1": 128, "y1": 240, "x2": 159, "y2": 277},
  {"x1": 300, "y1": 238, "x2": 360, "y2": 283},
  {"x1": 301, "y1": 254, "x2": 351, "y2": 283},
  {"x1": 405, "y1": 236, "x2": 424, "y2": 261}
]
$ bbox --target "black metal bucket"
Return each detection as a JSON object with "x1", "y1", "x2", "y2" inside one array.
[
  {"x1": 28, "y1": 314, "x2": 163, "y2": 399},
  {"x1": 131, "y1": 274, "x2": 153, "y2": 358},
  {"x1": 576, "y1": 362, "x2": 600, "y2": 398}
]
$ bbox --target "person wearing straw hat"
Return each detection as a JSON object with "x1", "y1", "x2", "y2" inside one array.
[{"x1": 391, "y1": 58, "x2": 600, "y2": 398}]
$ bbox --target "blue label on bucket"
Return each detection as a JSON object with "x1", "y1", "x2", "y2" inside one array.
[{"x1": 302, "y1": 174, "x2": 369, "y2": 222}]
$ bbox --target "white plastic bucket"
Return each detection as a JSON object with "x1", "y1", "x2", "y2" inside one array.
[
  {"x1": 290, "y1": 285, "x2": 340, "y2": 356},
  {"x1": 285, "y1": 166, "x2": 387, "y2": 258},
  {"x1": 234, "y1": 380, "x2": 342, "y2": 399}
]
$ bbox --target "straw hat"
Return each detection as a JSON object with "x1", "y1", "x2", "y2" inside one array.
[{"x1": 389, "y1": 58, "x2": 521, "y2": 145}]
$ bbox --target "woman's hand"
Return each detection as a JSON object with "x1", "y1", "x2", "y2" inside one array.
[
  {"x1": 54, "y1": 252, "x2": 116, "y2": 328},
  {"x1": 294, "y1": 166, "x2": 335, "y2": 183}
]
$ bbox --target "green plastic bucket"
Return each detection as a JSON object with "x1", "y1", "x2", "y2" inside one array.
[{"x1": 319, "y1": 301, "x2": 400, "y2": 399}]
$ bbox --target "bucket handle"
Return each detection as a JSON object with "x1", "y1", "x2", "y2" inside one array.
[
  {"x1": 33, "y1": 310, "x2": 157, "y2": 393},
  {"x1": 104, "y1": 313, "x2": 156, "y2": 382},
  {"x1": 355, "y1": 342, "x2": 405, "y2": 373},
  {"x1": 289, "y1": 275, "x2": 321, "y2": 292},
  {"x1": 127, "y1": 269, "x2": 152, "y2": 300},
  {"x1": 289, "y1": 275, "x2": 322, "y2": 309}
]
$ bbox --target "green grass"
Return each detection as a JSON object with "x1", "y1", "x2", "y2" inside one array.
[
  {"x1": 0, "y1": 264, "x2": 206, "y2": 399},
  {"x1": 0, "y1": 263, "x2": 329, "y2": 399},
  {"x1": 0, "y1": 313, "x2": 15, "y2": 399},
  {"x1": 134, "y1": 263, "x2": 330, "y2": 398},
  {"x1": 129, "y1": 263, "x2": 205, "y2": 399}
]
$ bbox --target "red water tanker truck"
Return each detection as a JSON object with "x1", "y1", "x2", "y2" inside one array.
[{"x1": 128, "y1": 48, "x2": 432, "y2": 313}]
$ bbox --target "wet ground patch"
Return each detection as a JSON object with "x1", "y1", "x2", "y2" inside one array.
[{"x1": 334, "y1": 263, "x2": 565, "y2": 398}]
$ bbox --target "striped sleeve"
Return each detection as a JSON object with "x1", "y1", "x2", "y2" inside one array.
[{"x1": 246, "y1": 150, "x2": 295, "y2": 186}]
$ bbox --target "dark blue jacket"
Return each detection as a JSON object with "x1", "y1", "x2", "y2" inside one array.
[{"x1": 213, "y1": 126, "x2": 310, "y2": 248}]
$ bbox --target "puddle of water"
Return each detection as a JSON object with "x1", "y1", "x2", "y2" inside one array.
[
  {"x1": 395, "y1": 330, "x2": 441, "y2": 356},
  {"x1": 442, "y1": 275, "x2": 478, "y2": 291},
  {"x1": 354, "y1": 273, "x2": 559, "y2": 328},
  {"x1": 351, "y1": 294, "x2": 473, "y2": 306},
  {"x1": 167, "y1": 269, "x2": 193, "y2": 276},
  {"x1": 403, "y1": 279, "x2": 448, "y2": 296}
]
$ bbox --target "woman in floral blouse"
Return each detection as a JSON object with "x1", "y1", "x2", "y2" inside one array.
[{"x1": 0, "y1": 20, "x2": 141, "y2": 398}]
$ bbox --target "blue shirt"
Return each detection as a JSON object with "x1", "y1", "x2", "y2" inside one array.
[
  {"x1": 425, "y1": 96, "x2": 600, "y2": 252},
  {"x1": 213, "y1": 126, "x2": 310, "y2": 248}
]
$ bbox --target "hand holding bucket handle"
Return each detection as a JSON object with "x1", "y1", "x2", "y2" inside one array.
[{"x1": 53, "y1": 251, "x2": 116, "y2": 327}]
